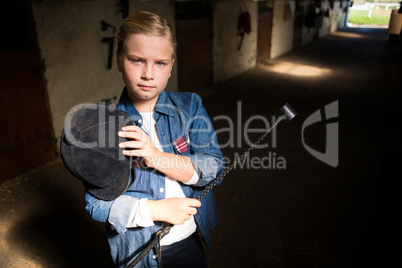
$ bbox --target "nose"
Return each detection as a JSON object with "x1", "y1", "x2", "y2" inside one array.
[{"x1": 141, "y1": 64, "x2": 154, "y2": 80}]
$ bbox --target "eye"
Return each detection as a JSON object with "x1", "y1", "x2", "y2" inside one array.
[
  {"x1": 156, "y1": 61, "x2": 167, "y2": 67},
  {"x1": 130, "y1": 58, "x2": 142, "y2": 64}
]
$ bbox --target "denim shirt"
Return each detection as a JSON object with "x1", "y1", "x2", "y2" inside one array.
[{"x1": 85, "y1": 88, "x2": 224, "y2": 268}]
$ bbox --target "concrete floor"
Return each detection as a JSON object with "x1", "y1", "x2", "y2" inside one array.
[{"x1": 1, "y1": 27, "x2": 401, "y2": 268}]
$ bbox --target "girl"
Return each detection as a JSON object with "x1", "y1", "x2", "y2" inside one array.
[{"x1": 85, "y1": 11, "x2": 224, "y2": 268}]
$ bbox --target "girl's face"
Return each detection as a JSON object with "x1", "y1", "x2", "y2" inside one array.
[{"x1": 118, "y1": 34, "x2": 174, "y2": 111}]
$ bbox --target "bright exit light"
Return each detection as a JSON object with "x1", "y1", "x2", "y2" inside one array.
[{"x1": 261, "y1": 61, "x2": 332, "y2": 77}]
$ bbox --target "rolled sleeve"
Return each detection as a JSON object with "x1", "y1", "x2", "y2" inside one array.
[
  {"x1": 126, "y1": 198, "x2": 154, "y2": 228},
  {"x1": 187, "y1": 154, "x2": 224, "y2": 187},
  {"x1": 182, "y1": 157, "x2": 200, "y2": 185},
  {"x1": 108, "y1": 195, "x2": 140, "y2": 234}
]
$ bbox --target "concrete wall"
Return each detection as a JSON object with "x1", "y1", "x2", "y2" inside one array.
[
  {"x1": 319, "y1": 0, "x2": 348, "y2": 38},
  {"x1": 270, "y1": 0, "x2": 296, "y2": 59},
  {"x1": 302, "y1": 0, "x2": 347, "y2": 45},
  {"x1": 212, "y1": 0, "x2": 258, "y2": 83},
  {"x1": 338, "y1": 1, "x2": 349, "y2": 29},
  {"x1": 32, "y1": 0, "x2": 177, "y2": 141}
]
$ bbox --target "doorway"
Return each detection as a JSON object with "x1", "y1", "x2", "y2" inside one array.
[
  {"x1": 175, "y1": 1, "x2": 213, "y2": 92},
  {"x1": 0, "y1": 0, "x2": 56, "y2": 183},
  {"x1": 257, "y1": 3, "x2": 273, "y2": 62}
]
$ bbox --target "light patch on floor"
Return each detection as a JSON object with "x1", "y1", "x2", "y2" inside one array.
[
  {"x1": 331, "y1": 31, "x2": 370, "y2": 38},
  {"x1": 260, "y1": 60, "x2": 332, "y2": 77}
]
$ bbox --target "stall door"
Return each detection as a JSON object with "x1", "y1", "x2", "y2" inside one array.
[
  {"x1": 176, "y1": 19, "x2": 213, "y2": 92},
  {"x1": 257, "y1": 12, "x2": 273, "y2": 62},
  {"x1": 0, "y1": 0, "x2": 56, "y2": 183}
]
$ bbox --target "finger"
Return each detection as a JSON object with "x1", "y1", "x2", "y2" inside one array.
[
  {"x1": 122, "y1": 150, "x2": 141, "y2": 157},
  {"x1": 187, "y1": 199, "x2": 201, "y2": 208},
  {"x1": 122, "y1": 125, "x2": 144, "y2": 133},
  {"x1": 118, "y1": 131, "x2": 144, "y2": 141},
  {"x1": 119, "y1": 141, "x2": 146, "y2": 149},
  {"x1": 188, "y1": 207, "x2": 198, "y2": 215}
]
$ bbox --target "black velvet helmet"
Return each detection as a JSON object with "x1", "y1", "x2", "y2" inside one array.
[{"x1": 60, "y1": 103, "x2": 134, "y2": 201}]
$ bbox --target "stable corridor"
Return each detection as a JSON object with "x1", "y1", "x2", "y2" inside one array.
[{"x1": 1, "y1": 27, "x2": 401, "y2": 267}]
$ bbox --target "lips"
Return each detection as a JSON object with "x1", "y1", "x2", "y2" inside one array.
[{"x1": 138, "y1": 85, "x2": 155, "y2": 91}]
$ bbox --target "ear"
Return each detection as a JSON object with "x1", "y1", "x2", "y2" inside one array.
[
  {"x1": 116, "y1": 54, "x2": 122, "y2": 72},
  {"x1": 169, "y1": 58, "x2": 174, "y2": 78},
  {"x1": 169, "y1": 58, "x2": 175, "y2": 77}
]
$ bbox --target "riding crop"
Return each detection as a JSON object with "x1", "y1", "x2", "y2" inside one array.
[{"x1": 126, "y1": 103, "x2": 297, "y2": 268}]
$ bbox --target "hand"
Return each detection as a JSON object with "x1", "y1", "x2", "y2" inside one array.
[
  {"x1": 147, "y1": 198, "x2": 201, "y2": 225},
  {"x1": 118, "y1": 125, "x2": 161, "y2": 167}
]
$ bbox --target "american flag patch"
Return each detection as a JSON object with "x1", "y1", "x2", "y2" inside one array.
[{"x1": 173, "y1": 134, "x2": 189, "y2": 154}]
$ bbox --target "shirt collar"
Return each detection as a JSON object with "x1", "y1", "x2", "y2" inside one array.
[
  {"x1": 154, "y1": 90, "x2": 176, "y2": 117},
  {"x1": 117, "y1": 87, "x2": 141, "y2": 122},
  {"x1": 117, "y1": 88, "x2": 176, "y2": 120}
]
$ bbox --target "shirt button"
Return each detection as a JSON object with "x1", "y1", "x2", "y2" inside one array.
[
  {"x1": 161, "y1": 130, "x2": 164, "y2": 135},
  {"x1": 137, "y1": 119, "x2": 142, "y2": 124},
  {"x1": 153, "y1": 255, "x2": 157, "y2": 259},
  {"x1": 159, "y1": 188, "x2": 164, "y2": 193}
]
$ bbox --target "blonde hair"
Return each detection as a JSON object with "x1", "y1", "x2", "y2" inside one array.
[{"x1": 116, "y1": 11, "x2": 177, "y2": 57}]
